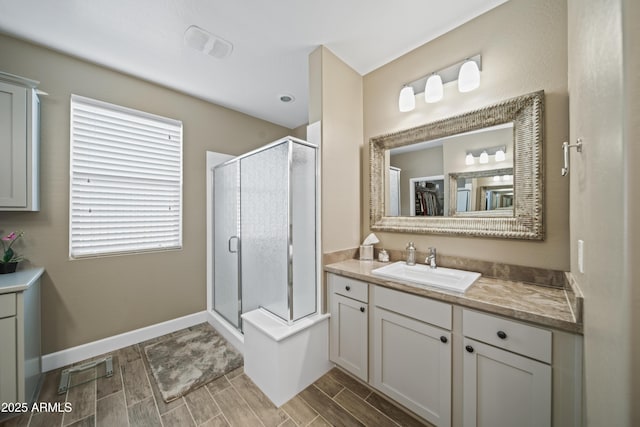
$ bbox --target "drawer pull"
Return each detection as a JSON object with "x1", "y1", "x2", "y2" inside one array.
[
  {"x1": 465, "y1": 345, "x2": 474, "y2": 353},
  {"x1": 345, "y1": 285, "x2": 351, "y2": 291},
  {"x1": 360, "y1": 306, "x2": 365, "y2": 313},
  {"x1": 440, "y1": 336, "x2": 448, "y2": 344},
  {"x1": 497, "y1": 330, "x2": 507, "y2": 339}
]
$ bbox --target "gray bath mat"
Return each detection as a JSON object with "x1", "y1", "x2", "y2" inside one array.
[{"x1": 143, "y1": 323, "x2": 243, "y2": 402}]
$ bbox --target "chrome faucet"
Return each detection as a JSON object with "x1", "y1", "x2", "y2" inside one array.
[{"x1": 425, "y1": 247, "x2": 437, "y2": 269}]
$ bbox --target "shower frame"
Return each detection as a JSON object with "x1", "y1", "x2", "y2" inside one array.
[{"x1": 207, "y1": 136, "x2": 321, "y2": 336}]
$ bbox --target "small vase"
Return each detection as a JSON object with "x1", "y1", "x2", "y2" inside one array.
[{"x1": 0, "y1": 262, "x2": 18, "y2": 274}]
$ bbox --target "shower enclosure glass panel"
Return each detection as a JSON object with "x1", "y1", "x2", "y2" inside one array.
[
  {"x1": 212, "y1": 137, "x2": 318, "y2": 328},
  {"x1": 291, "y1": 142, "x2": 317, "y2": 321},
  {"x1": 240, "y1": 143, "x2": 289, "y2": 320},
  {"x1": 213, "y1": 162, "x2": 240, "y2": 328}
]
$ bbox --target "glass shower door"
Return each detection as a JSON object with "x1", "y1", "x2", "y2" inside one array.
[{"x1": 213, "y1": 161, "x2": 241, "y2": 329}]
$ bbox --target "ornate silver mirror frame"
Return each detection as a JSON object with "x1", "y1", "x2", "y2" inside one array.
[{"x1": 369, "y1": 90, "x2": 544, "y2": 240}]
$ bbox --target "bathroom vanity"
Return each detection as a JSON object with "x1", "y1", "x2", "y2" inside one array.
[
  {"x1": 326, "y1": 260, "x2": 582, "y2": 427},
  {"x1": 0, "y1": 268, "x2": 44, "y2": 408}
]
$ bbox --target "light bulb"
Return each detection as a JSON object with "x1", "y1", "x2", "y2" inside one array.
[
  {"x1": 493, "y1": 175, "x2": 501, "y2": 182},
  {"x1": 495, "y1": 148, "x2": 506, "y2": 162},
  {"x1": 465, "y1": 153, "x2": 475, "y2": 165},
  {"x1": 479, "y1": 150, "x2": 489, "y2": 164},
  {"x1": 458, "y1": 60, "x2": 480, "y2": 93},
  {"x1": 424, "y1": 74, "x2": 443, "y2": 103},
  {"x1": 398, "y1": 86, "x2": 415, "y2": 112}
]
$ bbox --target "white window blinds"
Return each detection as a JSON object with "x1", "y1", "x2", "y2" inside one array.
[{"x1": 70, "y1": 95, "x2": 183, "y2": 258}]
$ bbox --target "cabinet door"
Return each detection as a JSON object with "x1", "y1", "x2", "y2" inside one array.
[
  {"x1": 373, "y1": 307, "x2": 451, "y2": 427},
  {"x1": 0, "y1": 316, "x2": 17, "y2": 403},
  {"x1": 463, "y1": 338, "x2": 551, "y2": 427},
  {"x1": 329, "y1": 293, "x2": 368, "y2": 381},
  {"x1": 0, "y1": 82, "x2": 28, "y2": 208}
]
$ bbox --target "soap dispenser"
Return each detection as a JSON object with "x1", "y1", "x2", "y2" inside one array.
[{"x1": 406, "y1": 242, "x2": 416, "y2": 266}]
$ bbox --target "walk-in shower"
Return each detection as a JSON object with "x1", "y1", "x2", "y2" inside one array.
[
  {"x1": 208, "y1": 136, "x2": 319, "y2": 333},
  {"x1": 206, "y1": 136, "x2": 330, "y2": 406}
]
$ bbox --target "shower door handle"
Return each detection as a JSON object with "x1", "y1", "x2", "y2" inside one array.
[{"x1": 228, "y1": 236, "x2": 239, "y2": 253}]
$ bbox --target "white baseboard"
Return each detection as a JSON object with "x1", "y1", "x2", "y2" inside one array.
[{"x1": 42, "y1": 311, "x2": 208, "y2": 372}]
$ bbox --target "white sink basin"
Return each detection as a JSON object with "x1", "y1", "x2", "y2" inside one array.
[{"x1": 371, "y1": 261, "x2": 481, "y2": 293}]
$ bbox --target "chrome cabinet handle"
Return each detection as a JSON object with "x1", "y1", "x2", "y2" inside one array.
[
  {"x1": 561, "y1": 138, "x2": 583, "y2": 176},
  {"x1": 228, "y1": 236, "x2": 239, "y2": 253}
]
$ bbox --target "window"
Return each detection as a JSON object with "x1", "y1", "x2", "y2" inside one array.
[{"x1": 69, "y1": 95, "x2": 183, "y2": 258}]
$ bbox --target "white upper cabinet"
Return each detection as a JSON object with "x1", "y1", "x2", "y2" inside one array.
[{"x1": 0, "y1": 72, "x2": 40, "y2": 211}]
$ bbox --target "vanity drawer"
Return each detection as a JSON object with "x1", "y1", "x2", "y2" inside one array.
[
  {"x1": 0, "y1": 293, "x2": 16, "y2": 318},
  {"x1": 463, "y1": 309, "x2": 551, "y2": 363},
  {"x1": 374, "y1": 286, "x2": 451, "y2": 330},
  {"x1": 329, "y1": 274, "x2": 368, "y2": 303}
]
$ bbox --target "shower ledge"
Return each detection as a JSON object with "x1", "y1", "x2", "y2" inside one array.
[{"x1": 242, "y1": 309, "x2": 330, "y2": 342}]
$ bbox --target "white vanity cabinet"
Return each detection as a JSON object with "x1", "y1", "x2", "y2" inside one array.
[
  {"x1": 0, "y1": 268, "x2": 43, "y2": 408},
  {"x1": 0, "y1": 72, "x2": 40, "y2": 211},
  {"x1": 462, "y1": 309, "x2": 552, "y2": 427},
  {"x1": 328, "y1": 274, "x2": 369, "y2": 381},
  {"x1": 372, "y1": 286, "x2": 452, "y2": 427},
  {"x1": 0, "y1": 295, "x2": 18, "y2": 401},
  {"x1": 326, "y1": 269, "x2": 583, "y2": 427}
]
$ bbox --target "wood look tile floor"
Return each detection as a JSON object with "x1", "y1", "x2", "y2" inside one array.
[{"x1": 1, "y1": 331, "x2": 432, "y2": 427}]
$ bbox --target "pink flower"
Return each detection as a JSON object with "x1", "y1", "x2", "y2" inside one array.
[{"x1": 2, "y1": 232, "x2": 16, "y2": 241}]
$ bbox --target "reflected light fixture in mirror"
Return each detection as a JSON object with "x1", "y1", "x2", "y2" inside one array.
[
  {"x1": 465, "y1": 145, "x2": 507, "y2": 165},
  {"x1": 399, "y1": 86, "x2": 416, "y2": 112},
  {"x1": 397, "y1": 54, "x2": 482, "y2": 112},
  {"x1": 479, "y1": 150, "x2": 489, "y2": 164},
  {"x1": 465, "y1": 153, "x2": 475, "y2": 165}
]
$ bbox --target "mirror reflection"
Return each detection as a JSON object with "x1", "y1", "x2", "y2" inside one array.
[{"x1": 387, "y1": 123, "x2": 514, "y2": 217}]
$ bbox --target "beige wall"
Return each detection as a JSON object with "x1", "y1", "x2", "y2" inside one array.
[
  {"x1": 290, "y1": 124, "x2": 307, "y2": 140},
  {"x1": 568, "y1": 0, "x2": 639, "y2": 423},
  {"x1": 309, "y1": 47, "x2": 363, "y2": 253},
  {"x1": 0, "y1": 34, "x2": 290, "y2": 353},
  {"x1": 362, "y1": 0, "x2": 569, "y2": 270},
  {"x1": 391, "y1": 146, "x2": 443, "y2": 216}
]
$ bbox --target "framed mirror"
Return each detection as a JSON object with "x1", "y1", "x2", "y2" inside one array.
[{"x1": 370, "y1": 90, "x2": 544, "y2": 240}]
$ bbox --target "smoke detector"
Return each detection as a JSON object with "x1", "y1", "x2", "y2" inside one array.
[{"x1": 184, "y1": 25, "x2": 233, "y2": 59}]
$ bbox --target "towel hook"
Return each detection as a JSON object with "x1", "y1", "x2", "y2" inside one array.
[{"x1": 561, "y1": 138, "x2": 583, "y2": 176}]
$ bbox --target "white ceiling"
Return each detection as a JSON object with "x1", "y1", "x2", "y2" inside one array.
[{"x1": 0, "y1": 0, "x2": 508, "y2": 128}]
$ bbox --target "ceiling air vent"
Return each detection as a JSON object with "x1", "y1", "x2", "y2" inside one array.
[{"x1": 184, "y1": 25, "x2": 233, "y2": 59}]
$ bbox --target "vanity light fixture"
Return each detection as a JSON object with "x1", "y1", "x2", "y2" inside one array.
[
  {"x1": 424, "y1": 74, "x2": 444, "y2": 103},
  {"x1": 397, "y1": 54, "x2": 482, "y2": 112},
  {"x1": 398, "y1": 85, "x2": 416, "y2": 112},
  {"x1": 479, "y1": 150, "x2": 489, "y2": 164},
  {"x1": 458, "y1": 59, "x2": 481, "y2": 93}
]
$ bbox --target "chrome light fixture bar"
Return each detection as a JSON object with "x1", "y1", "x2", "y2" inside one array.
[{"x1": 398, "y1": 54, "x2": 482, "y2": 112}]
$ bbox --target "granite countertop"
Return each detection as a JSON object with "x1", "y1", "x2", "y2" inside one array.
[
  {"x1": 325, "y1": 259, "x2": 582, "y2": 334},
  {"x1": 0, "y1": 267, "x2": 45, "y2": 294}
]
